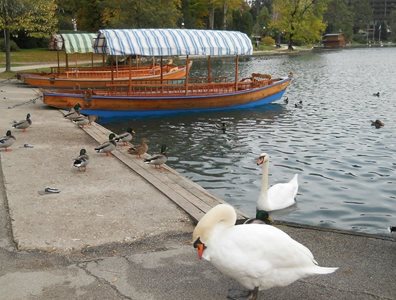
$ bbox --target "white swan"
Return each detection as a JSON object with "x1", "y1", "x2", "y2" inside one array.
[
  {"x1": 193, "y1": 204, "x2": 338, "y2": 300},
  {"x1": 256, "y1": 153, "x2": 298, "y2": 212}
]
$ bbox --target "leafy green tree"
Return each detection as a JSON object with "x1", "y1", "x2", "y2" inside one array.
[
  {"x1": 389, "y1": 10, "x2": 396, "y2": 42},
  {"x1": 349, "y1": 0, "x2": 372, "y2": 34},
  {"x1": 324, "y1": 0, "x2": 353, "y2": 40},
  {"x1": 0, "y1": 0, "x2": 57, "y2": 71},
  {"x1": 270, "y1": 0, "x2": 328, "y2": 50},
  {"x1": 252, "y1": 6, "x2": 270, "y2": 36}
]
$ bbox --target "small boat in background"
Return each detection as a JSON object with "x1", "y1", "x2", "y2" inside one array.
[
  {"x1": 41, "y1": 29, "x2": 291, "y2": 118},
  {"x1": 17, "y1": 32, "x2": 190, "y2": 88},
  {"x1": 18, "y1": 63, "x2": 190, "y2": 89}
]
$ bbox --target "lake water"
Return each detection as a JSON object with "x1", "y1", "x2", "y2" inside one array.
[{"x1": 102, "y1": 48, "x2": 396, "y2": 236}]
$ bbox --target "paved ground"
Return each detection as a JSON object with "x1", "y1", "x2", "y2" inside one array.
[{"x1": 0, "y1": 80, "x2": 395, "y2": 299}]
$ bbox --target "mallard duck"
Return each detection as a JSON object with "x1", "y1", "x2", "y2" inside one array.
[
  {"x1": 12, "y1": 113, "x2": 32, "y2": 132},
  {"x1": 73, "y1": 148, "x2": 89, "y2": 171},
  {"x1": 144, "y1": 145, "x2": 168, "y2": 169},
  {"x1": 95, "y1": 133, "x2": 117, "y2": 156},
  {"x1": 294, "y1": 100, "x2": 303, "y2": 108},
  {"x1": 115, "y1": 128, "x2": 135, "y2": 146},
  {"x1": 371, "y1": 119, "x2": 384, "y2": 129},
  {"x1": 256, "y1": 153, "x2": 298, "y2": 220},
  {"x1": 64, "y1": 103, "x2": 81, "y2": 119},
  {"x1": 373, "y1": 92, "x2": 380, "y2": 97},
  {"x1": 193, "y1": 204, "x2": 338, "y2": 300},
  {"x1": 0, "y1": 130, "x2": 16, "y2": 152},
  {"x1": 73, "y1": 115, "x2": 97, "y2": 128},
  {"x1": 128, "y1": 138, "x2": 148, "y2": 158}
]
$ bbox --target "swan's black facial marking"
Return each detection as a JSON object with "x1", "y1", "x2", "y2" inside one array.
[{"x1": 193, "y1": 237, "x2": 205, "y2": 249}]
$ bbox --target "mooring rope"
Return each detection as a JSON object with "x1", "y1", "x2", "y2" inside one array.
[{"x1": 7, "y1": 95, "x2": 42, "y2": 109}]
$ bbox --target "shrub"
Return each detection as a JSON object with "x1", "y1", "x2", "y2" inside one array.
[
  {"x1": 262, "y1": 36, "x2": 275, "y2": 46},
  {"x1": 0, "y1": 39, "x2": 20, "y2": 52}
]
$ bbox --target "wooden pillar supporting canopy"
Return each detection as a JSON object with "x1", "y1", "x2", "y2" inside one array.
[
  {"x1": 207, "y1": 56, "x2": 212, "y2": 83},
  {"x1": 234, "y1": 55, "x2": 239, "y2": 91},
  {"x1": 185, "y1": 55, "x2": 190, "y2": 95},
  {"x1": 65, "y1": 54, "x2": 69, "y2": 70},
  {"x1": 56, "y1": 51, "x2": 60, "y2": 74}
]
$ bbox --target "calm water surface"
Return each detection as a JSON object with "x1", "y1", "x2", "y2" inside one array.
[{"x1": 103, "y1": 48, "x2": 396, "y2": 235}]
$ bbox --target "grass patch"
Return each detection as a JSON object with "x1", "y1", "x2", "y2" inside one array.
[
  {"x1": 0, "y1": 71, "x2": 16, "y2": 79},
  {"x1": 0, "y1": 48, "x2": 103, "y2": 67}
]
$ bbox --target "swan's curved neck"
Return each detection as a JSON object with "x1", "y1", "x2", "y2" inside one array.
[{"x1": 257, "y1": 159, "x2": 269, "y2": 210}]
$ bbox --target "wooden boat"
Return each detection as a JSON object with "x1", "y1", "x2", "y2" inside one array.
[
  {"x1": 42, "y1": 74, "x2": 291, "y2": 117},
  {"x1": 42, "y1": 29, "x2": 292, "y2": 118},
  {"x1": 18, "y1": 63, "x2": 190, "y2": 89}
]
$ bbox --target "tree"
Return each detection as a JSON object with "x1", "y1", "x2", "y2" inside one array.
[
  {"x1": 324, "y1": 0, "x2": 353, "y2": 40},
  {"x1": 270, "y1": 0, "x2": 328, "y2": 50},
  {"x1": 0, "y1": 0, "x2": 57, "y2": 71},
  {"x1": 252, "y1": 6, "x2": 271, "y2": 36}
]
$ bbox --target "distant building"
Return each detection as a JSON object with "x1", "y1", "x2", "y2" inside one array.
[{"x1": 322, "y1": 33, "x2": 346, "y2": 48}]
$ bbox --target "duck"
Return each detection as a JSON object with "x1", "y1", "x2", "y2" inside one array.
[
  {"x1": 284, "y1": 96, "x2": 289, "y2": 104},
  {"x1": 256, "y1": 153, "x2": 298, "y2": 214},
  {"x1": 128, "y1": 138, "x2": 148, "y2": 158},
  {"x1": 73, "y1": 148, "x2": 89, "y2": 171},
  {"x1": 12, "y1": 113, "x2": 32, "y2": 132},
  {"x1": 192, "y1": 204, "x2": 338, "y2": 300},
  {"x1": 215, "y1": 122, "x2": 227, "y2": 134},
  {"x1": 371, "y1": 119, "x2": 384, "y2": 129},
  {"x1": 294, "y1": 100, "x2": 303, "y2": 108},
  {"x1": 373, "y1": 92, "x2": 380, "y2": 97},
  {"x1": 390, "y1": 226, "x2": 396, "y2": 240},
  {"x1": 64, "y1": 103, "x2": 81, "y2": 119},
  {"x1": 94, "y1": 133, "x2": 117, "y2": 156},
  {"x1": 115, "y1": 128, "x2": 135, "y2": 146},
  {"x1": 144, "y1": 145, "x2": 168, "y2": 169},
  {"x1": 0, "y1": 130, "x2": 16, "y2": 152},
  {"x1": 73, "y1": 115, "x2": 97, "y2": 128}
]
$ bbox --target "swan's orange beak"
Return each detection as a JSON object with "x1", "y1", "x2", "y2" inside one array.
[
  {"x1": 197, "y1": 243, "x2": 204, "y2": 259},
  {"x1": 256, "y1": 157, "x2": 263, "y2": 165}
]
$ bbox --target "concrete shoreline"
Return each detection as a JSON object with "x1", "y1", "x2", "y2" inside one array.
[{"x1": 0, "y1": 80, "x2": 395, "y2": 299}]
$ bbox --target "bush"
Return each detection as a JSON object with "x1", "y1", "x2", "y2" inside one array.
[
  {"x1": 0, "y1": 39, "x2": 20, "y2": 52},
  {"x1": 262, "y1": 36, "x2": 275, "y2": 46}
]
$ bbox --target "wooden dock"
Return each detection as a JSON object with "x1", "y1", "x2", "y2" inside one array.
[{"x1": 81, "y1": 119, "x2": 249, "y2": 223}]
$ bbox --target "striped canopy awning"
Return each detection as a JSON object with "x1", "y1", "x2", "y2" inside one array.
[
  {"x1": 49, "y1": 33, "x2": 97, "y2": 53},
  {"x1": 93, "y1": 29, "x2": 253, "y2": 56}
]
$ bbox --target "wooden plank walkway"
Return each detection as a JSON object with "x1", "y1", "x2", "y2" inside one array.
[{"x1": 79, "y1": 118, "x2": 248, "y2": 223}]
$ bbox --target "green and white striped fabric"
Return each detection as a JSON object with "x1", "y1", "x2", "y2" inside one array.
[
  {"x1": 61, "y1": 33, "x2": 96, "y2": 53},
  {"x1": 49, "y1": 33, "x2": 96, "y2": 53}
]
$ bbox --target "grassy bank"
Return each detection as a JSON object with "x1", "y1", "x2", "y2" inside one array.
[{"x1": 0, "y1": 48, "x2": 102, "y2": 66}]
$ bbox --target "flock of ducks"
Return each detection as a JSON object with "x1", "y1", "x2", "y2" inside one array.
[{"x1": 63, "y1": 105, "x2": 168, "y2": 172}]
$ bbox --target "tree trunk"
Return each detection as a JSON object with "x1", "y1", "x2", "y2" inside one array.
[
  {"x1": 209, "y1": 7, "x2": 215, "y2": 29},
  {"x1": 4, "y1": 29, "x2": 11, "y2": 72},
  {"x1": 223, "y1": 3, "x2": 228, "y2": 30}
]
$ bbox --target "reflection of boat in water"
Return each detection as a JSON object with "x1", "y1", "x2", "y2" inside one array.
[{"x1": 42, "y1": 29, "x2": 291, "y2": 118}]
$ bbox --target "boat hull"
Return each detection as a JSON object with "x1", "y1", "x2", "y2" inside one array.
[
  {"x1": 19, "y1": 65, "x2": 189, "y2": 89},
  {"x1": 42, "y1": 77, "x2": 290, "y2": 117}
]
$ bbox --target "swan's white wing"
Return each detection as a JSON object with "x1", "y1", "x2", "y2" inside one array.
[
  {"x1": 206, "y1": 224, "x2": 331, "y2": 290},
  {"x1": 267, "y1": 174, "x2": 298, "y2": 210}
]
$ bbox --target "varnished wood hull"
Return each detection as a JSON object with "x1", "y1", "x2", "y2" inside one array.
[
  {"x1": 42, "y1": 77, "x2": 290, "y2": 118},
  {"x1": 19, "y1": 65, "x2": 189, "y2": 89}
]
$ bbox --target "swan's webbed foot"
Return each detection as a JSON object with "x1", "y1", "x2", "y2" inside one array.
[{"x1": 227, "y1": 287, "x2": 259, "y2": 300}]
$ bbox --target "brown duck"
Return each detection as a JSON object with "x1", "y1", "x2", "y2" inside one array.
[{"x1": 128, "y1": 138, "x2": 148, "y2": 158}]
